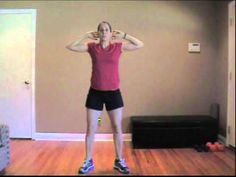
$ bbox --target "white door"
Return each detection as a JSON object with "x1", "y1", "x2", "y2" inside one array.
[
  {"x1": 227, "y1": 1, "x2": 235, "y2": 147},
  {"x1": 0, "y1": 9, "x2": 36, "y2": 138}
]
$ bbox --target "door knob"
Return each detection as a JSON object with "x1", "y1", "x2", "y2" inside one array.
[{"x1": 24, "y1": 81, "x2": 30, "y2": 85}]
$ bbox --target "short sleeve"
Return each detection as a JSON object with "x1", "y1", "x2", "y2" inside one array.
[
  {"x1": 116, "y1": 42, "x2": 123, "y2": 52},
  {"x1": 87, "y1": 42, "x2": 95, "y2": 54}
]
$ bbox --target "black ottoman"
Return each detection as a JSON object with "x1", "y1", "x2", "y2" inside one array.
[{"x1": 131, "y1": 104, "x2": 219, "y2": 148}]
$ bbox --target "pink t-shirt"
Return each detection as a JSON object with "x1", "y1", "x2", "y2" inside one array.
[{"x1": 87, "y1": 42, "x2": 122, "y2": 91}]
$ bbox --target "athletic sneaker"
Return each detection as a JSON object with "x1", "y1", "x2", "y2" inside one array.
[
  {"x1": 78, "y1": 159, "x2": 94, "y2": 174},
  {"x1": 114, "y1": 158, "x2": 130, "y2": 174}
]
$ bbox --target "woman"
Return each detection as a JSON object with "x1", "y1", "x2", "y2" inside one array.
[{"x1": 66, "y1": 21, "x2": 144, "y2": 174}]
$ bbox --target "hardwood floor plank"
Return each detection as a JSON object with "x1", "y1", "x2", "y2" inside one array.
[{"x1": 2, "y1": 140, "x2": 235, "y2": 176}]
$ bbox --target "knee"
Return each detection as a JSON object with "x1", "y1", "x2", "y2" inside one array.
[
  {"x1": 112, "y1": 125, "x2": 122, "y2": 134},
  {"x1": 86, "y1": 126, "x2": 97, "y2": 136}
]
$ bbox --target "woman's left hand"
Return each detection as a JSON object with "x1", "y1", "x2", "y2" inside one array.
[{"x1": 112, "y1": 30, "x2": 125, "y2": 40}]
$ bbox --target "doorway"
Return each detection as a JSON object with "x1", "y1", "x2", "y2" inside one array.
[{"x1": 0, "y1": 9, "x2": 36, "y2": 138}]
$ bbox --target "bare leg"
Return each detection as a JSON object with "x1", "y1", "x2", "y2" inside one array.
[
  {"x1": 108, "y1": 107, "x2": 123, "y2": 160},
  {"x1": 85, "y1": 108, "x2": 102, "y2": 161}
]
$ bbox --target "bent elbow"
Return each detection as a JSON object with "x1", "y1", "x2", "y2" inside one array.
[
  {"x1": 140, "y1": 42, "x2": 144, "y2": 48},
  {"x1": 138, "y1": 42, "x2": 144, "y2": 49},
  {"x1": 66, "y1": 45, "x2": 72, "y2": 50},
  {"x1": 66, "y1": 45, "x2": 78, "y2": 52}
]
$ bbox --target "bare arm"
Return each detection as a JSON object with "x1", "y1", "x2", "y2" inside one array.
[
  {"x1": 113, "y1": 30, "x2": 144, "y2": 51},
  {"x1": 66, "y1": 31, "x2": 98, "y2": 52}
]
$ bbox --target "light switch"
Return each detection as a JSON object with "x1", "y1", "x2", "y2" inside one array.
[{"x1": 188, "y1": 43, "x2": 200, "y2": 53}]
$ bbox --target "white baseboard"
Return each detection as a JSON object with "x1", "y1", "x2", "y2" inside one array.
[
  {"x1": 34, "y1": 133, "x2": 224, "y2": 144},
  {"x1": 33, "y1": 133, "x2": 131, "y2": 142}
]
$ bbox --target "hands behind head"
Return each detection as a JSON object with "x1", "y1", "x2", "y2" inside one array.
[
  {"x1": 86, "y1": 30, "x2": 125, "y2": 41},
  {"x1": 112, "y1": 30, "x2": 125, "y2": 40},
  {"x1": 86, "y1": 31, "x2": 99, "y2": 40}
]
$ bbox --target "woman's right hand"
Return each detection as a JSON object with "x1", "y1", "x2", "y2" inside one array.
[{"x1": 86, "y1": 31, "x2": 99, "y2": 40}]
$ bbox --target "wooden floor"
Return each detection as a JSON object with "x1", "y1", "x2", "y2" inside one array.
[{"x1": 3, "y1": 139, "x2": 235, "y2": 176}]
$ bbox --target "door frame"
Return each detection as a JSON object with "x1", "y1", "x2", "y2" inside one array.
[
  {"x1": 0, "y1": 9, "x2": 36, "y2": 139},
  {"x1": 226, "y1": 1, "x2": 235, "y2": 147}
]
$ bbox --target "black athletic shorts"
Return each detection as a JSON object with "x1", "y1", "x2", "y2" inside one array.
[{"x1": 85, "y1": 87, "x2": 124, "y2": 111}]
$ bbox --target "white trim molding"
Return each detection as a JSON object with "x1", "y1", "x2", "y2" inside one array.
[
  {"x1": 226, "y1": 0, "x2": 235, "y2": 147},
  {"x1": 33, "y1": 133, "x2": 131, "y2": 142},
  {"x1": 0, "y1": 9, "x2": 36, "y2": 14}
]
